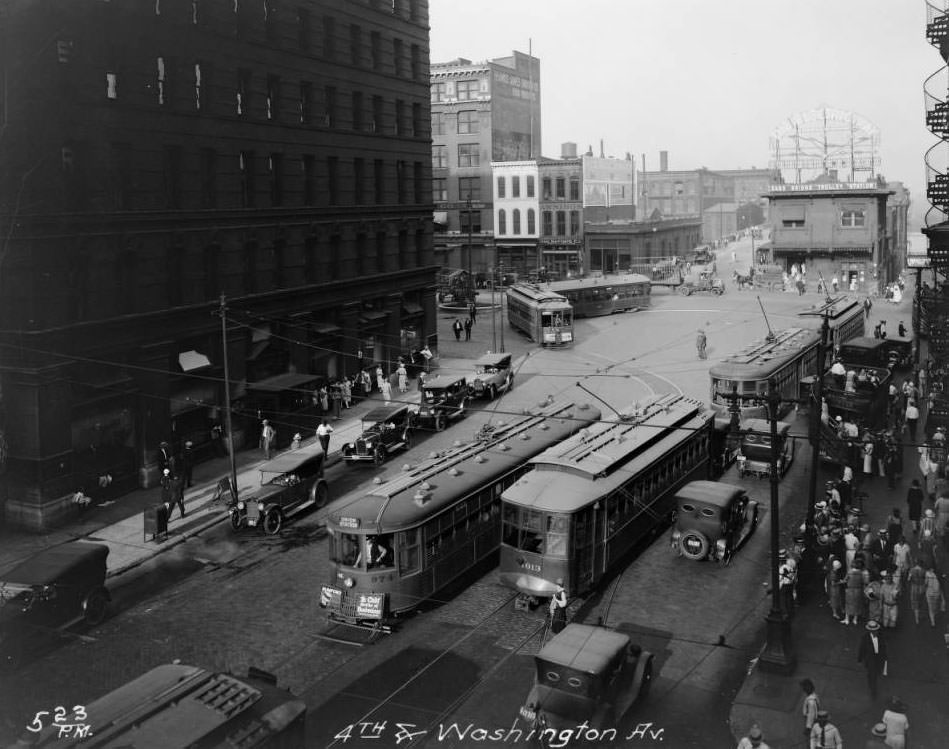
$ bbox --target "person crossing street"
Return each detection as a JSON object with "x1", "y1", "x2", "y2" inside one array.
[{"x1": 696, "y1": 329, "x2": 708, "y2": 360}]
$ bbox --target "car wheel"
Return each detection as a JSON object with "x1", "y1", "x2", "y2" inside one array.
[
  {"x1": 83, "y1": 588, "x2": 109, "y2": 626},
  {"x1": 678, "y1": 530, "x2": 710, "y2": 561},
  {"x1": 263, "y1": 509, "x2": 283, "y2": 535},
  {"x1": 506, "y1": 374, "x2": 514, "y2": 391},
  {"x1": 312, "y1": 482, "x2": 329, "y2": 509},
  {"x1": 229, "y1": 511, "x2": 245, "y2": 531},
  {"x1": 678, "y1": 286, "x2": 690, "y2": 296},
  {"x1": 489, "y1": 384, "x2": 498, "y2": 400},
  {"x1": 434, "y1": 412, "x2": 446, "y2": 431},
  {"x1": 374, "y1": 445, "x2": 387, "y2": 466}
]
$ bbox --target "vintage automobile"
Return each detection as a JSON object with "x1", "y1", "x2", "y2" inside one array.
[
  {"x1": 229, "y1": 449, "x2": 328, "y2": 535},
  {"x1": 0, "y1": 542, "x2": 110, "y2": 667},
  {"x1": 415, "y1": 374, "x2": 468, "y2": 431},
  {"x1": 671, "y1": 481, "x2": 759, "y2": 565},
  {"x1": 678, "y1": 270, "x2": 725, "y2": 296},
  {"x1": 736, "y1": 418, "x2": 795, "y2": 479},
  {"x1": 518, "y1": 624, "x2": 653, "y2": 734},
  {"x1": 342, "y1": 403, "x2": 416, "y2": 466},
  {"x1": 837, "y1": 336, "x2": 912, "y2": 371},
  {"x1": 466, "y1": 352, "x2": 514, "y2": 400}
]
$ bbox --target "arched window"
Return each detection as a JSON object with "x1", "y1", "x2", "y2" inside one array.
[
  {"x1": 498, "y1": 209, "x2": 506, "y2": 235},
  {"x1": 513, "y1": 208, "x2": 521, "y2": 235},
  {"x1": 527, "y1": 208, "x2": 536, "y2": 234}
]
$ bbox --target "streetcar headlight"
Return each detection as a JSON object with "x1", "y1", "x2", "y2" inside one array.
[
  {"x1": 237, "y1": 501, "x2": 245, "y2": 511},
  {"x1": 343, "y1": 577, "x2": 355, "y2": 588}
]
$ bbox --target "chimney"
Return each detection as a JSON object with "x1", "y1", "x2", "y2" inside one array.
[
  {"x1": 561, "y1": 142, "x2": 578, "y2": 159},
  {"x1": 600, "y1": 139, "x2": 605, "y2": 158},
  {"x1": 660, "y1": 151, "x2": 668, "y2": 172}
]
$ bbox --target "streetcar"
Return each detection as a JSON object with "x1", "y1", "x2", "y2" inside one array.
[
  {"x1": 505, "y1": 283, "x2": 574, "y2": 346},
  {"x1": 319, "y1": 399, "x2": 602, "y2": 627},
  {"x1": 709, "y1": 327, "x2": 821, "y2": 421},
  {"x1": 798, "y1": 295, "x2": 864, "y2": 368},
  {"x1": 498, "y1": 393, "x2": 712, "y2": 604},
  {"x1": 20, "y1": 663, "x2": 306, "y2": 747},
  {"x1": 543, "y1": 274, "x2": 651, "y2": 317}
]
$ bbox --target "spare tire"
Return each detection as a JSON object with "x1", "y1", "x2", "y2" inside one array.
[{"x1": 679, "y1": 530, "x2": 710, "y2": 561}]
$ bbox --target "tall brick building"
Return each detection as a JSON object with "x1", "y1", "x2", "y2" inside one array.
[{"x1": 0, "y1": 0, "x2": 436, "y2": 529}]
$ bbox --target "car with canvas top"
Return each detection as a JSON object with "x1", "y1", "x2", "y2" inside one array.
[
  {"x1": 466, "y1": 353, "x2": 514, "y2": 400},
  {"x1": 342, "y1": 403, "x2": 416, "y2": 466}
]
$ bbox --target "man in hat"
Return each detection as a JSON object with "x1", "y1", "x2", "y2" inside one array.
[
  {"x1": 260, "y1": 419, "x2": 276, "y2": 459},
  {"x1": 549, "y1": 578, "x2": 568, "y2": 634},
  {"x1": 181, "y1": 440, "x2": 194, "y2": 487},
  {"x1": 857, "y1": 620, "x2": 887, "y2": 699},
  {"x1": 158, "y1": 440, "x2": 173, "y2": 473},
  {"x1": 778, "y1": 549, "x2": 797, "y2": 616},
  {"x1": 736, "y1": 724, "x2": 769, "y2": 749},
  {"x1": 696, "y1": 329, "x2": 707, "y2": 360},
  {"x1": 809, "y1": 710, "x2": 842, "y2": 748}
]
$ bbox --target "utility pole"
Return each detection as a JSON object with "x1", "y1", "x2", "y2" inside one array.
[
  {"x1": 758, "y1": 378, "x2": 796, "y2": 674},
  {"x1": 466, "y1": 193, "x2": 474, "y2": 303},
  {"x1": 499, "y1": 259, "x2": 506, "y2": 353},
  {"x1": 806, "y1": 314, "x2": 830, "y2": 532},
  {"x1": 217, "y1": 294, "x2": 239, "y2": 503},
  {"x1": 490, "y1": 261, "x2": 497, "y2": 352}
]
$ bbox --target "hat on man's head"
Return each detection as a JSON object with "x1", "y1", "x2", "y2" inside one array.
[
  {"x1": 778, "y1": 548, "x2": 788, "y2": 560},
  {"x1": 262, "y1": 419, "x2": 269, "y2": 424},
  {"x1": 866, "y1": 620, "x2": 881, "y2": 631},
  {"x1": 163, "y1": 468, "x2": 170, "y2": 476},
  {"x1": 555, "y1": 578, "x2": 564, "y2": 586},
  {"x1": 835, "y1": 415, "x2": 843, "y2": 422},
  {"x1": 160, "y1": 441, "x2": 169, "y2": 447},
  {"x1": 871, "y1": 723, "x2": 887, "y2": 738},
  {"x1": 815, "y1": 501, "x2": 827, "y2": 510},
  {"x1": 747, "y1": 726, "x2": 762, "y2": 740},
  {"x1": 816, "y1": 709, "x2": 829, "y2": 719}
]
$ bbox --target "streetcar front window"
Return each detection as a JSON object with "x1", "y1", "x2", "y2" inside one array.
[
  {"x1": 502, "y1": 505, "x2": 547, "y2": 553},
  {"x1": 332, "y1": 532, "x2": 361, "y2": 567},
  {"x1": 546, "y1": 514, "x2": 569, "y2": 557}
]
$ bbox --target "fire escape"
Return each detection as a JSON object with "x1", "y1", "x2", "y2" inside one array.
[{"x1": 922, "y1": 0, "x2": 949, "y2": 428}]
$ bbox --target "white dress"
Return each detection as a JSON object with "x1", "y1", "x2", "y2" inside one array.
[{"x1": 863, "y1": 442, "x2": 874, "y2": 474}]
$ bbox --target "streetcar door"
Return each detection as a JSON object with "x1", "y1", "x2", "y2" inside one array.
[{"x1": 571, "y1": 507, "x2": 596, "y2": 592}]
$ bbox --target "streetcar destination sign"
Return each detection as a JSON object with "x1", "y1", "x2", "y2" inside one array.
[{"x1": 339, "y1": 517, "x2": 360, "y2": 529}]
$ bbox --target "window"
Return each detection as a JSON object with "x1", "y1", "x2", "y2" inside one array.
[
  {"x1": 374, "y1": 159, "x2": 385, "y2": 203},
  {"x1": 527, "y1": 208, "x2": 536, "y2": 234},
  {"x1": 460, "y1": 208, "x2": 481, "y2": 233},
  {"x1": 432, "y1": 145, "x2": 448, "y2": 169},
  {"x1": 329, "y1": 234, "x2": 340, "y2": 280},
  {"x1": 457, "y1": 110, "x2": 478, "y2": 134},
  {"x1": 240, "y1": 151, "x2": 255, "y2": 207},
  {"x1": 354, "y1": 157, "x2": 365, "y2": 204},
  {"x1": 297, "y1": 7, "x2": 310, "y2": 50},
  {"x1": 396, "y1": 160, "x2": 406, "y2": 203},
  {"x1": 194, "y1": 61, "x2": 208, "y2": 110},
  {"x1": 156, "y1": 57, "x2": 168, "y2": 106},
  {"x1": 414, "y1": 161, "x2": 423, "y2": 203},
  {"x1": 327, "y1": 156, "x2": 339, "y2": 205},
  {"x1": 324, "y1": 85, "x2": 336, "y2": 126},
  {"x1": 299, "y1": 81, "x2": 311, "y2": 123},
  {"x1": 372, "y1": 94, "x2": 383, "y2": 132},
  {"x1": 410, "y1": 43, "x2": 420, "y2": 80},
  {"x1": 350, "y1": 23, "x2": 362, "y2": 66},
  {"x1": 237, "y1": 68, "x2": 250, "y2": 115},
  {"x1": 542, "y1": 210, "x2": 553, "y2": 235},
  {"x1": 458, "y1": 143, "x2": 479, "y2": 167},
  {"x1": 351, "y1": 91, "x2": 363, "y2": 130},
  {"x1": 497, "y1": 209, "x2": 506, "y2": 235},
  {"x1": 393, "y1": 38, "x2": 404, "y2": 76},
  {"x1": 355, "y1": 233, "x2": 367, "y2": 276},
  {"x1": 163, "y1": 145, "x2": 181, "y2": 208},
  {"x1": 841, "y1": 209, "x2": 865, "y2": 227},
  {"x1": 569, "y1": 178, "x2": 580, "y2": 201},
  {"x1": 302, "y1": 154, "x2": 315, "y2": 206},
  {"x1": 323, "y1": 15, "x2": 335, "y2": 59},
  {"x1": 398, "y1": 230, "x2": 408, "y2": 267},
  {"x1": 542, "y1": 177, "x2": 552, "y2": 199},
  {"x1": 513, "y1": 209, "x2": 521, "y2": 235},
  {"x1": 106, "y1": 71, "x2": 118, "y2": 99},
  {"x1": 264, "y1": 1, "x2": 277, "y2": 42},
  {"x1": 370, "y1": 31, "x2": 382, "y2": 70},
  {"x1": 431, "y1": 81, "x2": 446, "y2": 102},
  {"x1": 556, "y1": 211, "x2": 566, "y2": 235},
  {"x1": 455, "y1": 79, "x2": 478, "y2": 100},
  {"x1": 266, "y1": 74, "x2": 280, "y2": 120},
  {"x1": 458, "y1": 176, "x2": 480, "y2": 201},
  {"x1": 395, "y1": 99, "x2": 405, "y2": 136},
  {"x1": 269, "y1": 153, "x2": 283, "y2": 206},
  {"x1": 200, "y1": 147, "x2": 216, "y2": 208},
  {"x1": 570, "y1": 210, "x2": 580, "y2": 236},
  {"x1": 412, "y1": 102, "x2": 422, "y2": 137},
  {"x1": 556, "y1": 177, "x2": 565, "y2": 199},
  {"x1": 526, "y1": 175, "x2": 535, "y2": 197},
  {"x1": 496, "y1": 175, "x2": 505, "y2": 199},
  {"x1": 433, "y1": 178, "x2": 447, "y2": 201},
  {"x1": 782, "y1": 218, "x2": 805, "y2": 228},
  {"x1": 432, "y1": 112, "x2": 445, "y2": 136},
  {"x1": 376, "y1": 231, "x2": 386, "y2": 272},
  {"x1": 512, "y1": 175, "x2": 520, "y2": 198}
]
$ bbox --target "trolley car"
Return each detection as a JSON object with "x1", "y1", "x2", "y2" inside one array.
[
  {"x1": 506, "y1": 283, "x2": 574, "y2": 346},
  {"x1": 319, "y1": 400, "x2": 602, "y2": 627},
  {"x1": 544, "y1": 274, "x2": 651, "y2": 317},
  {"x1": 798, "y1": 295, "x2": 865, "y2": 367},
  {"x1": 709, "y1": 327, "x2": 821, "y2": 421},
  {"x1": 498, "y1": 393, "x2": 712, "y2": 604}
]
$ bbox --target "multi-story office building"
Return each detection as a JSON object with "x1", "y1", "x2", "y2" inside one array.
[
  {"x1": 430, "y1": 50, "x2": 541, "y2": 278},
  {"x1": 492, "y1": 161, "x2": 540, "y2": 274},
  {"x1": 0, "y1": 0, "x2": 435, "y2": 529},
  {"x1": 538, "y1": 156, "x2": 584, "y2": 277}
]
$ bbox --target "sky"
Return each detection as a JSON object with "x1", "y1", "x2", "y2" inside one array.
[{"x1": 430, "y1": 0, "x2": 939, "y2": 223}]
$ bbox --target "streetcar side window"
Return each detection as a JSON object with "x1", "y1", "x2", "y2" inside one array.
[
  {"x1": 398, "y1": 529, "x2": 420, "y2": 574},
  {"x1": 502, "y1": 503, "x2": 519, "y2": 546}
]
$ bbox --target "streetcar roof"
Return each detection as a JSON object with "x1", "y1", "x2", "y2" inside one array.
[
  {"x1": 674, "y1": 480, "x2": 745, "y2": 508},
  {"x1": 327, "y1": 402, "x2": 602, "y2": 531},
  {"x1": 545, "y1": 274, "x2": 651, "y2": 292},
  {"x1": 709, "y1": 327, "x2": 820, "y2": 378},
  {"x1": 797, "y1": 295, "x2": 861, "y2": 321},
  {"x1": 506, "y1": 283, "x2": 570, "y2": 304},
  {"x1": 537, "y1": 624, "x2": 629, "y2": 673}
]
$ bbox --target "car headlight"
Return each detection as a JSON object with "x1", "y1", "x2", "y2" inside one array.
[
  {"x1": 257, "y1": 502, "x2": 265, "y2": 512},
  {"x1": 237, "y1": 501, "x2": 245, "y2": 510},
  {"x1": 365, "y1": 441, "x2": 373, "y2": 448}
]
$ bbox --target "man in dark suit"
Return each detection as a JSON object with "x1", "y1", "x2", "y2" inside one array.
[{"x1": 857, "y1": 620, "x2": 887, "y2": 698}]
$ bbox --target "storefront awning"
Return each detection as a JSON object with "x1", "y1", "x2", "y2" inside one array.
[
  {"x1": 178, "y1": 350, "x2": 212, "y2": 372},
  {"x1": 247, "y1": 373, "x2": 322, "y2": 393},
  {"x1": 403, "y1": 303, "x2": 424, "y2": 316}
]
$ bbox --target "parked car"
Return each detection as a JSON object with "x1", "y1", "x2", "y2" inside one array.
[
  {"x1": 679, "y1": 270, "x2": 725, "y2": 296},
  {"x1": 0, "y1": 542, "x2": 110, "y2": 668},
  {"x1": 736, "y1": 418, "x2": 795, "y2": 479},
  {"x1": 518, "y1": 623, "x2": 653, "y2": 733},
  {"x1": 229, "y1": 449, "x2": 328, "y2": 535},
  {"x1": 342, "y1": 404, "x2": 416, "y2": 466},
  {"x1": 415, "y1": 374, "x2": 468, "y2": 431},
  {"x1": 466, "y1": 353, "x2": 514, "y2": 400},
  {"x1": 671, "y1": 481, "x2": 758, "y2": 565}
]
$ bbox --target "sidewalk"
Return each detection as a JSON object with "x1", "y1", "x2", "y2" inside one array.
[{"x1": 730, "y1": 277, "x2": 949, "y2": 749}]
